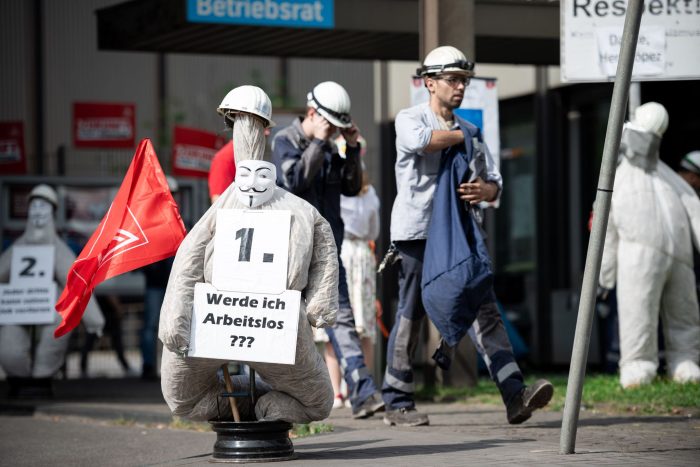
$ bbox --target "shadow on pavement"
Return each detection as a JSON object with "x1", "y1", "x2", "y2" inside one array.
[{"x1": 296, "y1": 437, "x2": 533, "y2": 460}]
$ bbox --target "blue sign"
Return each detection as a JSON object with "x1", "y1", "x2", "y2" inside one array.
[
  {"x1": 455, "y1": 108, "x2": 484, "y2": 132},
  {"x1": 187, "y1": 0, "x2": 334, "y2": 29}
]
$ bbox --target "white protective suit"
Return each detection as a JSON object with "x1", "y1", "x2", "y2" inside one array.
[
  {"x1": 159, "y1": 114, "x2": 338, "y2": 423},
  {"x1": 600, "y1": 121, "x2": 700, "y2": 387},
  {"x1": 0, "y1": 188, "x2": 104, "y2": 378}
]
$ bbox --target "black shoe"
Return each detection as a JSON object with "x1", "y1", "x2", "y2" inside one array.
[
  {"x1": 383, "y1": 407, "x2": 430, "y2": 427},
  {"x1": 506, "y1": 379, "x2": 554, "y2": 425},
  {"x1": 351, "y1": 393, "x2": 385, "y2": 419}
]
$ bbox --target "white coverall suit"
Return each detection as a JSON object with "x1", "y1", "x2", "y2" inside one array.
[
  {"x1": 0, "y1": 191, "x2": 104, "y2": 378},
  {"x1": 158, "y1": 184, "x2": 338, "y2": 423},
  {"x1": 600, "y1": 125, "x2": 700, "y2": 387}
]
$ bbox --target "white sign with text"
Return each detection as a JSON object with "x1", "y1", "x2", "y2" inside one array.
[
  {"x1": 188, "y1": 283, "x2": 300, "y2": 364},
  {"x1": 561, "y1": 0, "x2": 700, "y2": 82},
  {"x1": 10, "y1": 245, "x2": 54, "y2": 286},
  {"x1": 212, "y1": 209, "x2": 291, "y2": 294},
  {"x1": 0, "y1": 245, "x2": 57, "y2": 325}
]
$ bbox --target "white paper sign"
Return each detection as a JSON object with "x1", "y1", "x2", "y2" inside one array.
[
  {"x1": 212, "y1": 210, "x2": 291, "y2": 294},
  {"x1": 10, "y1": 245, "x2": 55, "y2": 286},
  {"x1": 0, "y1": 282, "x2": 57, "y2": 325},
  {"x1": 596, "y1": 26, "x2": 666, "y2": 77},
  {"x1": 188, "y1": 283, "x2": 300, "y2": 364},
  {"x1": 561, "y1": 0, "x2": 700, "y2": 82}
]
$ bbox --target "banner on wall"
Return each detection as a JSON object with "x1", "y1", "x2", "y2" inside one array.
[
  {"x1": 0, "y1": 121, "x2": 26, "y2": 174},
  {"x1": 561, "y1": 0, "x2": 700, "y2": 82},
  {"x1": 171, "y1": 126, "x2": 226, "y2": 178},
  {"x1": 73, "y1": 102, "x2": 135, "y2": 148},
  {"x1": 410, "y1": 76, "x2": 501, "y2": 171}
]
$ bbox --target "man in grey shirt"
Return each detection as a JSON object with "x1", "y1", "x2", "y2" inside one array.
[{"x1": 382, "y1": 45, "x2": 553, "y2": 427}]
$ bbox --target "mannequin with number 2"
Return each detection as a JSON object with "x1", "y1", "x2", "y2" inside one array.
[{"x1": 0, "y1": 185, "x2": 104, "y2": 392}]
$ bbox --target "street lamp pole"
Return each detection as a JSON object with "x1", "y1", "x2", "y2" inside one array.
[{"x1": 559, "y1": 0, "x2": 644, "y2": 455}]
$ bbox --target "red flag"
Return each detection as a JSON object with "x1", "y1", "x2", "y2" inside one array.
[{"x1": 54, "y1": 139, "x2": 186, "y2": 337}]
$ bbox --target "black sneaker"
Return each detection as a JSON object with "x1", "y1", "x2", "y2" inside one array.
[
  {"x1": 351, "y1": 393, "x2": 386, "y2": 419},
  {"x1": 383, "y1": 407, "x2": 430, "y2": 427},
  {"x1": 506, "y1": 379, "x2": 554, "y2": 425}
]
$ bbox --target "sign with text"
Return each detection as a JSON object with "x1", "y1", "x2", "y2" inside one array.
[
  {"x1": 212, "y1": 210, "x2": 291, "y2": 294},
  {"x1": 0, "y1": 121, "x2": 26, "y2": 174},
  {"x1": 73, "y1": 102, "x2": 135, "y2": 148},
  {"x1": 561, "y1": 0, "x2": 700, "y2": 82},
  {"x1": 187, "y1": 0, "x2": 334, "y2": 29},
  {"x1": 11, "y1": 246, "x2": 55, "y2": 286},
  {"x1": 188, "y1": 283, "x2": 300, "y2": 364},
  {"x1": 0, "y1": 282, "x2": 57, "y2": 325},
  {"x1": 171, "y1": 126, "x2": 226, "y2": 178},
  {"x1": 0, "y1": 245, "x2": 57, "y2": 325}
]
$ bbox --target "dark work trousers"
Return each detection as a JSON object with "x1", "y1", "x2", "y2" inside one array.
[
  {"x1": 325, "y1": 253, "x2": 378, "y2": 410},
  {"x1": 381, "y1": 240, "x2": 525, "y2": 410}
]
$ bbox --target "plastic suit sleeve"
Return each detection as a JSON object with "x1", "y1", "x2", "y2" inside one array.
[
  {"x1": 272, "y1": 135, "x2": 326, "y2": 195},
  {"x1": 340, "y1": 144, "x2": 362, "y2": 197},
  {"x1": 658, "y1": 161, "x2": 700, "y2": 252},
  {"x1": 304, "y1": 211, "x2": 339, "y2": 329},
  {"x1": 158, "y1": 205, "x2": 216, "y2": 354},
  {"x1": 599, "y1": 205, "x2": 619, "y2": 289},
  {"x1": 395, "y1": 110, "x2": 432, "y2": 155}
]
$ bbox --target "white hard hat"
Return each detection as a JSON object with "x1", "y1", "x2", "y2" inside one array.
[
  {"x1": 417, "y1": 45, "x2": 475, "y2": 77},
  {"x1": 632, "y1": 102, "x2": 668, "y2": 137},
  {"x1": 307, "y1": 81, "x2": 352, "y2": 128},
  {"x1": 681, "y1": 150, "x2": 700, "y2": 174},
  {"x1": 217, "y1": 85, "x2": 275, "y2": 128},
  {"x1": 29, "y1": 184, "x2": 58, "y2": 208}
]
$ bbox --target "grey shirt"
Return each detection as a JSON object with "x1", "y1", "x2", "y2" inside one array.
[{"x1": 390, "y1": 102, "x2": 502, "y2": 241}]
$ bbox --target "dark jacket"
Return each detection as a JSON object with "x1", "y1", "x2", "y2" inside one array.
[
  {"x1": 271, "y1": 117, "x2": 362, "y2": 248},
  {"x1": 421, "y1": 116, "x2": 494, "y2": 347}
]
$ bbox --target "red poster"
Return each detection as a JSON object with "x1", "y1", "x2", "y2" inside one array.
[
  {"x1": 171, "y1": 126, "x2": 226, "y2": 178},
  {"x1": 0, "y1": 121, "x2": 27, "y2": 174},
  {"x1": 73, "y1": 102, "x2": 135, "y2": 148}
]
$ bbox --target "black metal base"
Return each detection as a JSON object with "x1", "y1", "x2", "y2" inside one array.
[{"x1": 209, "y1": 420, "x2": 295, "y2": 463}]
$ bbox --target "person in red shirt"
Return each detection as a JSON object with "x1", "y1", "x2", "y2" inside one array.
[{"x1": 208, "y1": 141, "x2": 235, "y2": 203}]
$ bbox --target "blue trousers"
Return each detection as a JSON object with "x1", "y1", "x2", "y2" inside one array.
[
  {"x1": 382, "y1": 240, "x2": 524, "y2": 410},
  {"x1": 325, "y1": 254, "x2": 378, "y2": 409}
]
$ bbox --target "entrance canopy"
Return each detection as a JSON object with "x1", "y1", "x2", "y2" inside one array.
[{"x1": 96, "y1": 0, "x2": 559, "y2": 65}]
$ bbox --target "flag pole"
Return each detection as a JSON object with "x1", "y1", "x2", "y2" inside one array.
[{"x1": 559, "y1": 0, "x2": 644, "y2": 455}]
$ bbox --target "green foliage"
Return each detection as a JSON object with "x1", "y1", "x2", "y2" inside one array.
[
  {"x1": 417, "y1": 374, "x2": 700, "y2": 416},
  {"x1": 169, "y1": 417, "x2": 210, "y2": 432},
  {"x1": 291, "y1": 422, "x2": 334, "y2": 438}
]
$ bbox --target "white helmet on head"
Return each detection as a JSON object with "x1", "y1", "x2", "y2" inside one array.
[
  {"x1": 307, "y1": 81, "x2": 352, "y2": 128},
  {"x1": 217, "y1": 85, "x2": 275, "y2": 128},
  {"x1": 681, "y1": 150, "x2": 700, "y2": 174},
  {"x1": 632, "y1": 102, "x2": 668, "y2": 137},
  {"x1": 29, "y1": 184, "x2": 58, "y2": 208},
  {"x1": 417, "y1": 45, "x2": 475, "y2": 77}
]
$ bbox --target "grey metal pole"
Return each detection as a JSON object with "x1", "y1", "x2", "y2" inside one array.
[{"x1": 559, "y1": 0, "x2": 644, "y2": 455}]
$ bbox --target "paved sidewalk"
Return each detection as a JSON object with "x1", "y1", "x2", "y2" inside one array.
[{"x1": 0, "y1": 378, "x2": 698, "y2": 466}]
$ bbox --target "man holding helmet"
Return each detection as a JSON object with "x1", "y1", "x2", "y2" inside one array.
[
  {"x1": 271, "y1": 81, "x2": 385, "y2": 419},
  {"x1": 383, "y1": 46, "x2": 552, "y2": 426}
]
